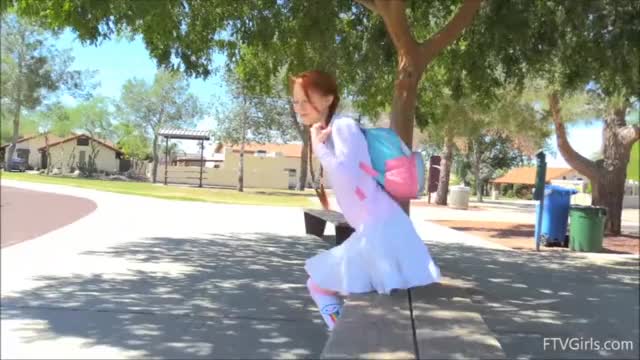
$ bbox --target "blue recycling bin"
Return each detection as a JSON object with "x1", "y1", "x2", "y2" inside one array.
[{"x1": 535, "y1": 185, "x2": 578, "y2": 246}]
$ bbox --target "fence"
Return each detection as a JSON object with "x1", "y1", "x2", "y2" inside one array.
[{"x1": 147, "y1": 152, "x2": 321, "y2": 190}]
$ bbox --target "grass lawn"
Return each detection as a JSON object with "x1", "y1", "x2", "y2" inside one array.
[{"x1": 1, "y1": 171, "x2": 317, "y2": 207}]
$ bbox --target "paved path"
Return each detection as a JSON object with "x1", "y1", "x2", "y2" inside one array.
[
  {"x1": 1, "y1": 186, "x2": 97, "y2": 248},
  {"x1": 408, "y1": 208, "x2": 639, "y2": 359},
  {"x1": 2, "y1": 180, "x2": 638, "y2": 359},
  {"x1": 1, "y1": 180, "x2": 330, "y2": 359}
]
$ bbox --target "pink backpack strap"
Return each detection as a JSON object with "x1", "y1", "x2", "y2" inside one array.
[{"x1": 359, "y1": 161, "x2": 379, "y2": 177}]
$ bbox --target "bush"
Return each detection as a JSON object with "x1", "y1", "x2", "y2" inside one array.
[
  {"x1": 449, "y1": 175, "x2": 462, "y2": 186},
  {"x1": 514, "y1": 184, "x2": 532, "y2": 199},
  {"x1": 586, "y1": 182, "x2": 592, "y2": 194}
]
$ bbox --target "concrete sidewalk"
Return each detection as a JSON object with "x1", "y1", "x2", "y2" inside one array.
[
  {"x1": 1, "y1": 180, "x2": 330, "y2": 359},
  {"x1": 2, "y1": 180, "x2": 638, "y2": 359},
  {"x1": 411, "y1": 216, "x2": 639, "y2": 359}
]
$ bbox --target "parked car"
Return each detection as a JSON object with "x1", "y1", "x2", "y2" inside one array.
[{"x1": 6, "y1": 157, "x2": 27, "y2": 172}]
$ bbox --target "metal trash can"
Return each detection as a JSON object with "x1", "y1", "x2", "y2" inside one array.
[
  {"x1": 449, "y1": 185, "x2": 470, "y2": 210},
  {"x1": 569, "y1": 205, "x2": 607, "y2": 252},
  {"x1": 535, "y1": 185, "x2": 578, "y2": 247}
]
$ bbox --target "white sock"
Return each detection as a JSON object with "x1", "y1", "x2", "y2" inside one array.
[{"x1": 307, "y1": 278, "x2": 343, "y2": 330}]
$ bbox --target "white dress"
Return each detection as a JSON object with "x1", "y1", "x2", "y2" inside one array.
[{"x1": 305, "y1": 115, "x2": 441, "y2": 296}]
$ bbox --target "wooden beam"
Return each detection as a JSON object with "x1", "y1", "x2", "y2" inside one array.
[{"x1": 164, "y1": 137, "x2": 169, "y2": 186}]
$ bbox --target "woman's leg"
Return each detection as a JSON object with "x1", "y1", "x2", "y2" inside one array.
[{"x1": 306, "y1": 277, "x2": 343, "y2": 330}]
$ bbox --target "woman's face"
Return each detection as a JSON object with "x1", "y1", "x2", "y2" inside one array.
[{"x1": 292, "y1": 79, "x2": 333, "y2": 126}]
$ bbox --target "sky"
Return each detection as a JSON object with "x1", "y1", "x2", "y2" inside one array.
[{"x1": 53, "y1": 29, "x2": 602, "y2": 167}]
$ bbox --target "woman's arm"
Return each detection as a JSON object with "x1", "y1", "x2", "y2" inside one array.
[{"x1": 312, "y1": 117, "x2": 369, "y2": 187}]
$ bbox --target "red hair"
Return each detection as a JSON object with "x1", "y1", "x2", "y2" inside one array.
[{"x1": 290, "y1": 70, "x2": 340, "y2": 210}]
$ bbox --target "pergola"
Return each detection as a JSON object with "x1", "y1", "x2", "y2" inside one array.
[{"x1": 158, "y1": 128, "x2": 211, "y2": 187}]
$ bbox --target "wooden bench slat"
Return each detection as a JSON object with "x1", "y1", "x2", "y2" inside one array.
[
  {"x1": 303, "y1": 209, "x2": 355, "y2": 245},
  {"x1": 411, "y1": 283, "x2": 506, "y2": 359},
  {"x1": 303, "y1": 208, "x2": 349, "y2": 225},
  {"x1": 320, "y1": 290, "x2": 416, "y2": 360}
]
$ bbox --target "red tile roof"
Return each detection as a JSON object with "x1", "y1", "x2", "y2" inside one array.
[
  {"x1": 1, "y1": 134, "x2": 47, "y2": 148},
  {"x1": 38, "y1": 134, "x2": 123, "y2": 155},
  {"x1": 491, "y1": 167, "x2": 576, "y2": 185}
]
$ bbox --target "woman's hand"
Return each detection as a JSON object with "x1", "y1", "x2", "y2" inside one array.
[{"x1": 310, "y1": 122, "x2": 332, "y2": 145}]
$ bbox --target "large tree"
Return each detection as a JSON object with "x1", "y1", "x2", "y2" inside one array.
[
  {"x1": 0, "y1": 13, "x2": 91, "y2": 166},
  {"x1": 117, "y1": 69, "x2": 203, "y2": 183},
  {"x1": 28, "y1": 102, "x2": 77, "y2": 173},
  {"x1": 1, "y1": 108, "x2": 38, "y2": 144},
  {"x1": 416, "y1": 84, "x2": 549, "y2": 205},
  {"x1": 527, "y1": 85, "x2": 639, "y2": 235},
  {"x1": 4, "y1": 0, "x2": 486, "y2": 201},
  {"x1": 511, "y1": 0, "x2": 639, "y2": 234},
  {"x1": 8, "y1": 0, "x2": 636, "y2": 219},
  {"x1": 456, "y1": 133, "x2": 532, "y2": 202},
  {"x1": 114, "y1": 121, "x2": 151, "y2": 174},
  {"x1": 213, "y1": 71, "x2": 296, "y2": 192},
  {"x1": 68, "y1": 96, "x2": 114, "y2": 175}
]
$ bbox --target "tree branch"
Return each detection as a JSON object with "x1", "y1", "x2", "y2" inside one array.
[
  {"x1": 354, "y1": 0, "x2": 378, "y2": 14},
  {"x1": 618, "y1": 124, "x2": 640, "y2": 147},
  {"x1": 548, "y1": 92, "x2": 599, "y2": 179},
  {"x1": 419, "y1": 0, "x2": 483, "y2": 65},
  {"x1": 376, "y1": 0, "x2": 419, "y2": 58}
]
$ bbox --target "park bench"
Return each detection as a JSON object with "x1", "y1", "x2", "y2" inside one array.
[
  {"x1": 303, "y1": 208, "x2": 355, "y2": 246},
  {"x1": 321, "y1": 278, "x2": 506, "y2": 359}
]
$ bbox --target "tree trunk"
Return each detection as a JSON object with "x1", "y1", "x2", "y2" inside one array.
[
  {"x1": 6, "y1": 102, "x2": 22, "y2": 168},
  {"x1": 151, "y1": 134, "x2": 159, "y2": 183},
  {"x1": 436, "y1": 132, "x2": 454, "y2": 206},
  {"x1": 390, "y1": 55, "x2": 423, "y2": 213},
  {"x1": 591, "y1": 109, "x2": 634, "y2": 234},
  {"x1": 471, "y1": 138, "x2": 483, "y2": 202},
  {"x1": 6, "y1": 46, "x2": 24, "y2": 168},
  {"x1": 288, "y1": 100, "x2": 308, "y2": 191},
  {"x1": 238, "y1": 115, "x2": 247, "y2": 193},
  {"x1": 44, "y1": 134, "x2": 51, "y2": 174},
  {"x1": 298, "y1": 127, "x2": 310, "y2": 191},
  {"x1": 370, "y1": 0, "x2": 481, "y2": 213},
  {"x1": 474, "y1": 154, "x2": 483, "y2": 203},
  {"x1": 551, "y1": 93, "x2": 638, "y2": 235},
  {"x1": 592, "y1": 171, "x2": 626, "y2": 235},
  {"x1": 238, "y1": 142, "x2": 245, "y2": 192}
]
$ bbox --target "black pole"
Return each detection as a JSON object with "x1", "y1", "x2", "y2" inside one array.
[
  {"x1": 199, "y1": 140, "x2": 204, "y2": 188},
  {"x1": 164, "y1": 137, "x2": 169, "y2": 185}
]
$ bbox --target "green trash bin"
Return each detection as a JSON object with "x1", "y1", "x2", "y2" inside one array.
[{"x1": 569, "y1": 205, "x2": 607, "y2": 252}]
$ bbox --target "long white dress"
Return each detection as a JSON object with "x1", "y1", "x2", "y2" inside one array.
[{"x1": 304, "y1": 115, "x2": 441, "y2": 296}]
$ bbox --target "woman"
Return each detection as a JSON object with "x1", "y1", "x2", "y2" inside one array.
[{"x1": 291, "y1": 70, "x2": 441, "y2": 331}]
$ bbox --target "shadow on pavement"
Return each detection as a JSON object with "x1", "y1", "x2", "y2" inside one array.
[
  {"x1": 2, "y1": 232, "x2": 330, "y2": 359},
  {"x1": 427, "y1": 241, "x2": 640, "y2": 359}
]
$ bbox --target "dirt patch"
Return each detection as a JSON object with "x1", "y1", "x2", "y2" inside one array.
[{"x1": 434, "y1": 220, "x2": 639, "y2": 255}]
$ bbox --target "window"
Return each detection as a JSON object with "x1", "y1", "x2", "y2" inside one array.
[
  {"x1": 16, "y1": 148, "x2": 30, "y2": 160},
  {"x1": 79, "y1": 150, "x2": 86, "y2": 165},
  {"x1": 77, "y1": 137, "x2": 89, "y2": 146}
]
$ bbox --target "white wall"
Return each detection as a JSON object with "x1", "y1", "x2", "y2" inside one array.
[
  {"x1": 47, "y1": 140, "x2": 120, "y2": 173},
  {"x1": 150, "y1": 151, "x2": 324, "y2": 189},
  {"x1": 11, "y1": 134, "x2": 65, "y2": 169}
]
